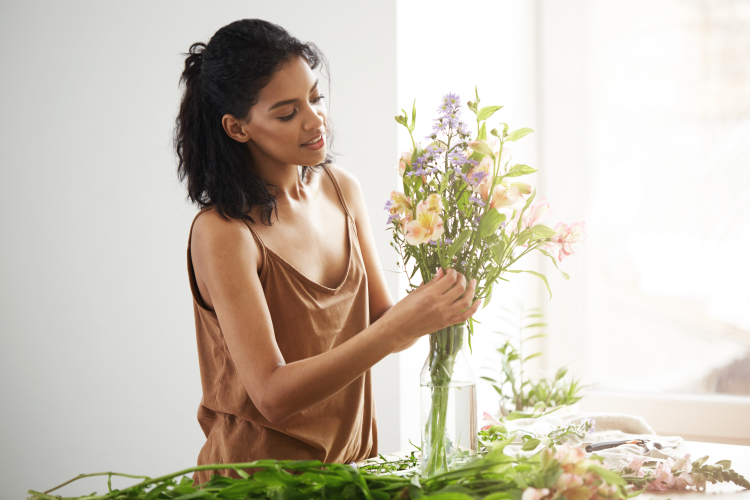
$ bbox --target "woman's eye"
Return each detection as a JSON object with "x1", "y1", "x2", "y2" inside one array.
[{"x1": 278, "y1": 96, "x2": 325, "y2": 122}]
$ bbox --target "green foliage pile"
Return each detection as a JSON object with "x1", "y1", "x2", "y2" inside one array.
[{"x1": 27, "y1": 440, "x2": 611, "y2": 500}]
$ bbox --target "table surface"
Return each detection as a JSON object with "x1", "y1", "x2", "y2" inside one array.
[{"x1": 373, "y1": 441, "x2": 750, "y2": 498}]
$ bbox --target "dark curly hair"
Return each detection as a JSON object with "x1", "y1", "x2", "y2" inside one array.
[{"x1": 175, "y1": 19, "x2": 333, "y2": 225}]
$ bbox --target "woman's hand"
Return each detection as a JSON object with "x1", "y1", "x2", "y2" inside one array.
[{"x1": 382, "y1": 268, "x2": 481, "y2": 346}]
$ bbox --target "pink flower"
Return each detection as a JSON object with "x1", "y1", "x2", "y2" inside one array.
[
  {"x1": 544, "y1": 221, "x2": 587, "y2": 262},
  {"x1": 521, "y1": 487, "x2": 549, "y2": 500},
  {"x1": 508, "y1": 197, "x2": 553, "y2": 232},
  {"x1": 672, "y1": 453, "x2": 692, "y2": 474},
  {"x1": 524, "y1": 197, "x2": 553, "y2": 228},
  {"x1": 405, "y1": 199, "x2": 445, "y2": 245},
  {"x1": 480, "y1": 411, "x2": 502, "y2": 431},
  {"x1": 647, "y1": 458, "x2": 676, "y2": 491},
  {"x1": 397, "y1": 150, "x2": 413, "y2": 177},
  {"x1": 674, "y1": 471, "x2": 694, "y2": 490},
  {"x1": 623, "y1": 454, "x2": 648, "y2": 477}
]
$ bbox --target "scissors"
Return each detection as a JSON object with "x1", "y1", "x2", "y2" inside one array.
[{"x1": 585, "y1": 439, "x2": 663, "y2": 453}]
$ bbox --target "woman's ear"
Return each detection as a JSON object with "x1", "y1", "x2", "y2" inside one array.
[{"x1": 221, "y1": 114, "x2": 251, "y2": 143}]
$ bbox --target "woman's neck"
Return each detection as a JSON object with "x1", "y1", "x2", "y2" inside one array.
[{"x1": 254, "y1": 163, "x2": 308, "y2": 203}]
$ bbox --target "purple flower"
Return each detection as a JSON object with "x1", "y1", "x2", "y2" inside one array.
[
  {"x1": 468, "y1": 195, "x2": 486, "y2": 207},
  {"x1": 384, "y1": 199, "x2": 394, "y2": 211},
  {"x1": 428, "y1": 240, "x2": 437, "y2": 246},
  {"x1": 444, "y1": 238, "x2": 454, "y2": 245},
  {"x1": 447, "y1": 152, "x2": 466, "y2": 165},
  {"x1": 586, "y1": 418, "x2": 596, "y2": 434},
  {"x1": 469, "y1": 171, "x2": 488, "y2": 186},
  {"x1": 387, "y1": 213, "x2": 399, "y2": 224}
]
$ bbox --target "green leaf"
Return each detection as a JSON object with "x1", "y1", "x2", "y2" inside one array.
[
  {"x1": 448, "y1": 229, "x2": 472, "y2": 258},
  {"x1": 483, "y1": 493, "x2": 517, "y2": 500},
  {"x1": 506, "y1": 411, "x2": 537, "y2": 420},
  {"x1": 523, "y1": 352, "x2": 543, "y2": 362},
  {"x1": 515, "y1": 188, "x2": 537, "y2": 231},
  {"x1": 478, "y1": 122, "x2": 487, "y2": 141},
  {"x1": 716, "y1": 460, "x2": 732, "y2": 469},
  {"x1": 470, "y1": 139, "x2": 494, "y2": 156},
  {"x1": 516, "y1": 228, "x2": 533, "y2": 246},
  {"x1": 523, "y1": 323, "x2": 547, "y2": 329},
  {"x1": 504, "y1": 164, "x2": 538, "y2": 178},
  {"x1": 588, "y1": 464, "x2": 626, "y2": 486},
  {"x1": 477, "y1": 105, "x2": 503, "y2": 121},
  {"x1": 506, "y1": 127, "x2": 534, "y2": 142},
  {"x1": 531, "y1": 224, "x2": 557, "y2": 239},
  {"x1": 538, "y1": 248, "x2": 570, "y2": 280},
  {"x1": 478, "y1": 210, "x2": 506, "y2": 238},
  {"x1": 483, "y1": 284, "x2": 493, "y2": 309},
  {"x1": 694, "y1": 455, "x2": 709, "y2": 467},
  {"x1": 523, "y1": 333, "x2": 547, "y2": 341},
  {"x1": 492, "y1": 240, "x2": 506, "y2": 265},
  {"x1": 411, "y1": 99, "x2": 417, "y2": 132},
  {"x1": 422, "y1": 493, "x2": 475, "y2": 500},
  {"x1": 521, "y1": 438, "x2": 542, "y2": 450},
  {"x1": 171, "y1": 491, "x2": 213, "y2": 500},
  {"x1": 508, "y1": 269, "x2": 552, "y2": 299}
]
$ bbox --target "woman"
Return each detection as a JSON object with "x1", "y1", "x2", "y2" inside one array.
[{"x1": 175, "y1": 19, "x2": 481, "y2": 483}]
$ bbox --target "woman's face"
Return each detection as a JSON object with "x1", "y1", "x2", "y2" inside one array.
[{"x1": 243, "y1": 56, "x2": 327, "y2": 169}]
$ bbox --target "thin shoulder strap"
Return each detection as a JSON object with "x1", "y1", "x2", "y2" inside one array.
[
  {"x1": 241, "y1": 219, "x2": 268, "y2": 265},
  {"x1": 323, "y1": 165, "x2": 352, "y2": 218}
]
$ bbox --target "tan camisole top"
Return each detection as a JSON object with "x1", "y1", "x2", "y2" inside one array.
[{"x1": 186, "y1": 166, "x2": 378, "y2": 483}]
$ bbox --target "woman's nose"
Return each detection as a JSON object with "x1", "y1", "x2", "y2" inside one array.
[{"x1": 303, "y1": 105, "x2": 325, "y2": 130}]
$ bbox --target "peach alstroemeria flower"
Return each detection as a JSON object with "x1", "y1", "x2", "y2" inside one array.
[
  {"x1": 397, "y1": 150, "x2": 413, "y2": 177},
  {"x1": 405, "y1": 199, "x2": 445, "y2": 245},
  {"x1": 389, "y1": 191, "x2": 412, "y2": 217},
  {"x1": 484, "y1": 179, "x2": 531, "y2": 209},
  {"x1": 469, "y1": 157, "x2": 493, "y2": 191},
  {"x1": 424, "y1": 193, "x2": 444, "y2": 214}
]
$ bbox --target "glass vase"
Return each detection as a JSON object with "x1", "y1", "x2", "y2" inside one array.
[{"x1": 419, "y1": 323, "x2": 478, "y2": 477}]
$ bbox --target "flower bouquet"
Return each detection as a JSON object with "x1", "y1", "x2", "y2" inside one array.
[{"x1": 386, "y1": 88, "x2": 587, "y2": 477}]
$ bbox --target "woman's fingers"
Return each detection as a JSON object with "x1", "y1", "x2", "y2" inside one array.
[
  {"x1": 431, "y1": 268, "x2": 460, "y2": 294},
  {"x1": 448, "y1": 277, "x2": 477, "y2": 317},
  {"x1": 450, "y1": 298, "x2": 482, "y2": 324},
  {"x1": 442, "y1": 273, "x2": 468, "y2": 303},
  {"x1": 413, "y1": 268, "x2": 445, "y2": 294}
]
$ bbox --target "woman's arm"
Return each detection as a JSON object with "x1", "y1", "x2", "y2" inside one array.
[{"x1": 191, "y1": 210, "x2": 480, "y2": 424}]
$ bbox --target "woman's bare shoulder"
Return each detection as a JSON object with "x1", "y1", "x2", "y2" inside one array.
[
  {"x1": 191, "y1": 207, "x2": 262, "y2": 271},
  {"x1": 326, "y1": 164, "x2": 365, "y2": 218}
]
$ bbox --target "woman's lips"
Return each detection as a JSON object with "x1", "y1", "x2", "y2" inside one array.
[{"x1": 301, "y1": 135, "x2": 325, "y2": 151}]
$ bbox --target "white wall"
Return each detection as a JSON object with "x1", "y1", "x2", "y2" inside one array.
[{"x1": 0, "y1": 1, "x2": 399, "y2": 498}]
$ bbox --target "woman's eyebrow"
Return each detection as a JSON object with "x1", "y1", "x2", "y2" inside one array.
[{"x1": 267, "y1": 79, "x2": 320, "y2": 112}]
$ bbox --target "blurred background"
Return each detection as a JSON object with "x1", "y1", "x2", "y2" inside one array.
[{"x1": 1, "y1": 0, "x2": 748, "y2": 498}]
